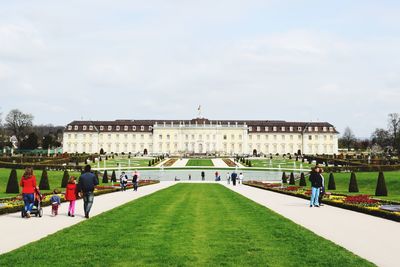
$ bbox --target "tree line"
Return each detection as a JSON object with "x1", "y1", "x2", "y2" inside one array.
[
  {"x1": 0, "y1": 109, "x2": 63, "y2": 150},
  {"x1": 339, "y1": 113, "x2": 400, "y2": 154}
]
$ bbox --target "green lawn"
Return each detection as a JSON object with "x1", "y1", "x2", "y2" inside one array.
[
  {"x1": 0, "y1": 168, "x2": 81, "y2": 198},
  {"x1": 324, "y1": 171, "x2": 400, "y2": 202},
  {"x1": 186, "y1": 159, "x2": 214, "y2": 167},
  {"x1": 0, "y1": 184, "x2": 372, "y2": 266},
  {"x1": 250, "y1": 159, "x2": 312, "y2": 169}
]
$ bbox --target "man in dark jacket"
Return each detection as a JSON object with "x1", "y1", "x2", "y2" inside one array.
[
  {"x1": 309, "y1": 166, "x2": 323, "y2": 207},
  {"x1": 78, "y1": 165, "x2": 99, "y2": 218},
  {"x1": 231, "y1": 172, "x2": 238, "y2": 186}
]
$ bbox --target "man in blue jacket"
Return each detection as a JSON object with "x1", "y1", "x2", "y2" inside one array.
[{"x1": 78, "y1": 165, "x2": 99, "y2": 218}]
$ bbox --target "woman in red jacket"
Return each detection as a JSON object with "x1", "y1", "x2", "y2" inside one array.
[
  {"x1": 19, "y1": 167, "x2": 37, "y2": 218},
  {"x1": 65, "y1": 176, "x2": 78, "y2": 217}
]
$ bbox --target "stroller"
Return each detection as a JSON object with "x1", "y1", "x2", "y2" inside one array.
[{"x1": 21, "y1": 187, "x2": 43, "y2": 218}]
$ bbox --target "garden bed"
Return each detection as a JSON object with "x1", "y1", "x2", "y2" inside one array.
[
  {"x1": 244, "y1": 181, "x2": 400, "y2": 222},
  {"x1": 0, "y1": 180, "x2": 159, "y2": 215},
  {"x1": 222, "y1": 158, "x2": 237, "y2": 167}
]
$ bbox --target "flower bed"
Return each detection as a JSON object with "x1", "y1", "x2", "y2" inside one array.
[
  {"x1": 0, "y1": 180, "x2": 159, "y2": 215},
  {"x1": 163, "y1": 159, "x2": 177, "y2": 167},
  {"x1": 222, "y1": 159, "x2": 237, "y2": 167},
  {"x1": 244, "y1": 181, "x2": 400, "y2": 222}
]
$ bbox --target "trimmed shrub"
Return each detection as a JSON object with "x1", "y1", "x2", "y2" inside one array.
[
  {"x1": 39, "y1": 169, "x2": 50, "y2": 190},
  {"x1": 111, "y1": 170, "x2": 117, "y2": 183},
  {"x1": 248, "y1": 160, "x2": 252, "y2": 167},
  {"x1": 148, "y1": 160, "x2": 151, "y2": 166},
  {"x1": 348, "y1": 172, "x2": 359, "y2": 192},
  {"x1": 328, "y1": 173, "x2": 336, "y2": 190},
  {"x1": 299, "y1": 172, "x2": 306, "y2": 186},
  {"x1": 102, "y1": 170, "x2": 108, "y2": 183},
  {"x1": 289, "y1": 172, "x2": 295, "y2": 185},
  {"x1": 375, "y1": 171, "x2": 388, "y2": 196},
  {"x1": 61, "y1": 170, "x2": 69, "y2": 188},
  {"x1": 282, "y1": 172, "x2": 287, "y2": 184},
  {"x1": 6, "y1": 169, "x2": 19, "y2": 193}
]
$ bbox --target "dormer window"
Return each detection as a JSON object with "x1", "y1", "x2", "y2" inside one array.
[
  {"x1": 289, "y1": 127, "x2": 293, "y2": 132},
  {"x1": 108, "y1": 126, "x2": 112, "y2": 131},
  {"x1": 329, "y1": 127, "x2": 334, "y2": 132},
  {"x1": 116, "y1": 126, "x2": 120, "y2": 131},
  {"x1": 257, "y1": 126, "x2": 260, "y2": 132},
  {"x1": 308, "y1": 127, "x2": 312, "y2": 131},
  {"x1": 149, "y1": 126, "x2": 153, "y2": 130},
  {"x1": 314, "y1": 127, "x2": 318, "y2": 132},
  {"x1": 298, "y1": 127, "x2": 302, "y2": 131},
  {"x1": 265, "y1": 127, "x2": 269, "y2": 131},
  {"x1": 141, "y1": 126, "x2": 144, "y2": 131},
  {"x1": 249, "y1": 126, "x2": 252, "y2": 131},
  {"x1": 68, "y1": 125, "x2": 72, "y2": 130},
  {"x1": 100, "y1": 126, "x2": 104, "y2": 131},
  {"x1": 132, "y1": 126, "x2": 136, "y2": 131},
  {"x1": 281, "y1": 127, "x2": 285, "y2": 131},
  {"x1": 124, "y1": 126, "x2": 128, "y2": 131},
  {"x1": 273, "y1": 126, "x2": 277, "y2": 131},
  {"x1": 83, "y1": 126, "x2": 87, "y2": 130},
  {"x1": 323, "y1": 127, "x2": 327, "y2": 132},
  {"x1": 74, "y1": 125, "x2": 78, "y2": 130},
  {"x1": 89, "y1": 126, "x2": 93, "y2": 130}
]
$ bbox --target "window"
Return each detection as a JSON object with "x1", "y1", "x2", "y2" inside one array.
[
  {"x1": 323, "y1": 127, "x2": 327, "y2": 132},
  {"x1": 308, "y1": 135, "x2": 312, "y2": 140},
  {"x1": 108, "y1": 126, "x2": 112, "y2": 131},
  {"x1": 124, "y1": 126, "x2": 128, "y2": 131},
  {"x1": 167, "y1": 135, "x2": 170, "y2": 140},
  {"x1": 239, "y1": 134, "x2": 242, "y2": 139},
  {"x1": 281, "y1": 135, "x2": 285, "y2": 140},
  {"x1": 273, "y1": 127, "x2": 277, "y2": 131},
  {"x1": 329, "y1": 127, "x2": 334, "y2": 132},
  {"x1": 265, "y1": 127, "x2": 269, "y2": 131},
  {"x1": 298, "y1": 127, "x2": 302, "y2": 131},
  {"x1": 68, "y1": 125, "x2": 72, "y2": 130},
  {"x1": 83, "y1": 126, "x2": 87, "y2": 130},
  {"x1": 289, "y1": 127, "x2": 293, "y2": 132},
  {"x1": 281, "y1": 127, "x2": 285, "y2": 131},
  {"x1": 159, "y1": 135, "x2": 162, "y2": 140},
  {"x1": 308, "y1": 127, "x2": 312, "y2": 132},
  {"x1": 116, "y1": 126, "x2": 120, "y2": 131},
  {"x1": 100, "y1": 126, "x2": 104, "y2": 131},
  {"x1": 290, "y1": 135, "x2": 293, "y2": 140},
  {"x1": 89, "y1": 125, "x2": 93, "y2": 130},
  {"x1": 149, "y1": 126, "x2": 153, "y2": 130},
  {"x1": 132, "y1": 126, "x2": 136, "y2": 131},
  {"x1": 231, "y1": 134, "x2": 235, "y2": 140},
  {"x1": 74, "y1": 125, "x2": 78, "y2": 130},
  {"x1": 140, "y1": 126, "x2": 144, "y2": 131},
  {"x1": 223, "y1": 135, "x2": 227, "y2": 140},
  {"x1": 257, "y1": 135, "x2": 260, "y2": 140},
  {"x1": 314, "y1": 127, "x2": 318, "y2": 132},
  {"x1": 257, "y1": 126, "x2": 260, "y2": 132},
  {"x1": 249, "y1": 126, "x2": 253, "y2": 131}
]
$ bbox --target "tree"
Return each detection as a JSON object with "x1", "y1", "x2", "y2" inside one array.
[
  {"x1": 328, "y1": 173, "x2": 336, "y2": 190},
  {"x1": 102, "y1": 170, "x2": 108, "y2": 183},
  {"x1": 371, "y1": 128, "x2": 391, "y2": 148},
  {"x1": 5, "y1": 109, "x2": 34, "y2": 144},
  {"x1": 20, "y1": 132, "x2": 39, "y2": 149},
  {"x1": 61, "y1": 170, "x2": 69, "y2": 188},
  {"x1": 339, "y1": 127, "x2": 356, "y2": 151},
  {"x1": 375, "y1": 171, "x2": 388, "y2": 196},
  {"x1": 111, "y1": 170, "x2": 116, "y2": 183},
  {"x1": 348, "y1": 172, "x2": 359, "y2": 192},
  {"x1": 39, "y1": 169, "x2": 50, "y2": 190},
  {"x1": 42, "y1": 134, "x2": 56, "y2": 149},
  {"x1": 6, "y1": 169, "x2": 19, "y2": 193},
  {"x1": 289, "y1": 172, "x2": 295, "y2": 185},
  {"x1": 299, "y1": 173, "x2": 306, "y2": 186},
  {"x1": 281, "y1": 172, "x2": 287, "y2": 184},
  {"x1": 388, "y1": 113, "x2": 400, "y2": 154}
]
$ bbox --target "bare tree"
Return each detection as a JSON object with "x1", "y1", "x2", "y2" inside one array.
[
  {"x1": 339, "y1": 127, "x2": 356, "y2": 151},
  {"x1": 5, "y1": 109, "x2": 34, "y2": 143},
  {"x1": 388, "y1": 113, "x2": 400, "y2": 153}
]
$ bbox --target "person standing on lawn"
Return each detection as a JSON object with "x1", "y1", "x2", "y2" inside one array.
[
  {"x1": 78, "y1": 165, "x2": 99, "y2": 218},
  {"x1": 19, "y1": 167, "x2": 37, "y2": 218},
  {"x1": 309, "y1": 166, "x2": 323, "y2": 207},
  {"x1": 65, "y1": 176, "x2": 78, "y2": 217}
]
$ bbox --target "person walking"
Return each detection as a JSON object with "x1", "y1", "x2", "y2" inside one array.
[
  {"x1": 238, "y1": 172, "x2": 244, "y2": 184},
  {"x1": 119, "y1": 171, "x2": 128, "y2": 191},
  {"x1": 201, "y1": 171, "x2": 205, "y2": 181},
  {"x1": 132, "y1": 170, "x2": 139, "y2": 191},
  {"x1": 231, "y1": 172, "x2": 237, "y2": 186},
  {"x1": 309, "y1": 166, "x2": 323, "y2": 207},
  {"x1": 226, "y1": 172, "x2": 231, "y2": 184},
  {"x1": 19, "y1": 167, "x2": 37, "y2": 218},
  {"x1": 65, "y1": 176, "x2": 78, "y2": 217},
  {"x1": 188, "y1": 174, "x2": 191, "y2": 181},
  {"x1": 318, "y1": 168, "x2": 325, "y2": 205},
  {"x1": 215, "y1": 171, "x2": 219, "y2": 181},
  {"x1": 78, "y1": 165, "x2": 99, "y2": 218},
  {"x1": 50, "y1": 189, "x2": 61, "y2": 216}
]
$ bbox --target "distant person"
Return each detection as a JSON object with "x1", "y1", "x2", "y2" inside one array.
[
  {"x1": 239, "y1": 173, "x2": 244, "y2": 184},
  {"x1": 65, "y1": 176, "x2": 78, "y2": 217},
  {"x1": 201, "y1": 171, "x2": 205, "y2": 181},
  {"x1": 132, "y1": 170, "x2": 139, "y2": 191},
  {"x1": 174, "y1": 176, "x2": 180, "y2": 181},
  {"x1": 231, "y1": 172, "x2": 237, "y2": 186},
  {"x1": 226, "y1": 172, "x2": 231, "y2": 184},
  {"x1": 309, "y1": 166, "x2": 323, "y2": 207},
  {"x1": 215, "y1": 171, "x2": 219, "y2": 181},
  {"x1": 318, "y1": 167, "x2": 325, "y2": 205},
  {"x1": 50, "y1": 189, "x2": 61, "y2": 216},
  {"x1": 78, "y1": 165, "x2": 99, "y2": 218},
  {"x1": 188, "y1": 174, "x2": 191, "y2": 181},
  {"x1": 119, "y1": 171, "x2": 128, "y2": 191},
  {"x1": 20, "y1": 167, "x2": 37, "y2": 218}
]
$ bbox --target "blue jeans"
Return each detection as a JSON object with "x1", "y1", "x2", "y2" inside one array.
[
  {"x1": 23, "y1": 193, "x2": 34, "y2": 213},
  {"x1": 83, "y1": 192, "x2": 94, "y2": 215},
  {"x1": 310, "y1": 187, "x2": 320, "y2": 206}
]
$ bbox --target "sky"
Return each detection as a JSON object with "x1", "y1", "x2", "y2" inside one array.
[{"x1": 0, "y1": 0, "x2": 400, "y2": 138}]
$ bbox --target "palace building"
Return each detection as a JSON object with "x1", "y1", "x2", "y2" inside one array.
[{"x1": 62, "y1": 118, "x2": 339, "y2": 155}]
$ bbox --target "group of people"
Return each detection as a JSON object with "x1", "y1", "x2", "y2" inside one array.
[
  {"x1": 226, "y1": 172, "x2": 244, "y2": 186},
  {"x1": 309, "y1": 165, "x2": 325, "y2": 207},
  {"x1": 119, "y1": 170, "x2": 140, "y2": 192},
  {"x1": 19, "y1": 165, "x2": 108, "y2": 219}
]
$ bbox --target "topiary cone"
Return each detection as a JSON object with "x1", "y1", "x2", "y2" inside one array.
[
  {"x1": 299, "y1": 172, "x2": 306, "y2": 186},
  {"x1": 111, "y1": 170, "x2": 117, "y2": 183},
  {"x1": 375, "y1": 171, "x2": 388, "y2": 196},
  {"x1": 39, "y1": 169, "x2": 50, "y2": 190},
  {"x1": 102, "y1": 170, "x2": 109, "y2": 183},
  {"x1": 289, "y1": 172, "x2": 295, "y2": 185},
  {"x1": 348, "y1": 172, "x2": 359, "y2": 192},
  {"x1": 61, "y1": 170, "x2": 69, "y2": 188},
  {"x1": 328, "y1": 173, "x2": 336, "y2": 190},
  {"x1": 282, "y1": 172, "x2": 287, "y2": 184},
  {"x1": 6, "y1": 169, "x2": 19, "y2": 194}
]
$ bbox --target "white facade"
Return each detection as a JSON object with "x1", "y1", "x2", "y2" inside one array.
[{"x1": 63, "y1": 119, "x2": 339, "y2": 155}]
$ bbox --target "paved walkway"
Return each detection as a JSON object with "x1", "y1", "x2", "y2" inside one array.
[
  {"x1": 0, "y1": 181, "x2": 176, "y2": 255},
  {"x1": 223, "y1": 183, "x2": 400, "y2": 267},
  {"x1": 211, "y1": 158, "x2": 228, "y2": 168},
  {"x1": 171, "y1": 158, "x2": 189, "y2": 167}
]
